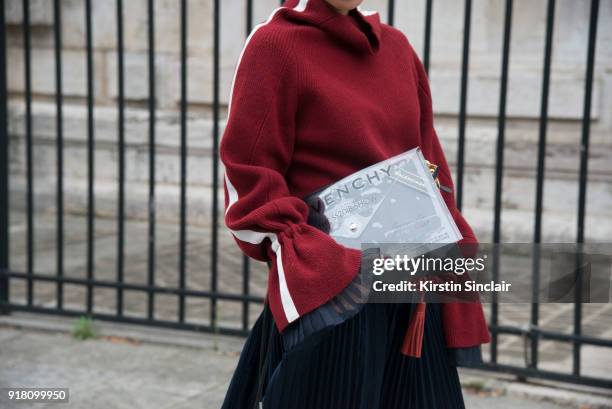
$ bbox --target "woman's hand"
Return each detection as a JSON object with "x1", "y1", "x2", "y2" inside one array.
[{"x1": 304, "y1": 196, "x2": 331, "y2": 234}]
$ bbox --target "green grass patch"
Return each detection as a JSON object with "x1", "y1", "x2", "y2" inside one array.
[{"x1": 72, "y1": 316, "x2": 97, "y2": 340}]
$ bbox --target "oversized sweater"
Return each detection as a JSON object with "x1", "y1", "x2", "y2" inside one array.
[{"x1": 220, "y1": 0, "x2": 490, "y2": 348}]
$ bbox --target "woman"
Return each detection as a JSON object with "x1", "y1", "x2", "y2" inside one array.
[{"x1": 219, "y1": 1, "x2": 490, "y2": 408}]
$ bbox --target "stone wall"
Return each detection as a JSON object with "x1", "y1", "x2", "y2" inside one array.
[{"x1": 5, "y1": 0, "x2": 612, "y2": 242}]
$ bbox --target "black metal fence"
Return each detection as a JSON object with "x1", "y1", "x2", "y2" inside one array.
[{"x1": 1, "y1": 0, "x2": 610, "y2": 390}]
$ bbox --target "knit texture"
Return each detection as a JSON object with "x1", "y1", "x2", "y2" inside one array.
[{"x1": 220, "y1": 0, "x2": 490, "y2": 347}]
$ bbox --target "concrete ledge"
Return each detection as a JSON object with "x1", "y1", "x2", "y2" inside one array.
[
  {"x1": 0, "y1": 311, "x2": 245, "y2": 354},
  {"x1": 460, "y1": 369, "x2": 612, "y2": 409}
]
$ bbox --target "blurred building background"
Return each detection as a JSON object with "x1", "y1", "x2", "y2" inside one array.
[{"x1": 5, "y1": 0, "x2": 611, "y2": 242}]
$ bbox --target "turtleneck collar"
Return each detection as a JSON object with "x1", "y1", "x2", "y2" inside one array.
[{"x1": 281, "y1": 0, "x2": 382, "y2": 55}]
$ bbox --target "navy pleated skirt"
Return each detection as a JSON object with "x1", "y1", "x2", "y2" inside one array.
[{"x1": 221, "y1": 301, "x2": 466, "y2": 409}]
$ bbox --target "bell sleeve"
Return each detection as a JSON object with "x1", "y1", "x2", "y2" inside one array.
[{"x1": 219, "y1": 29, "x2": 363, "y2": 332}]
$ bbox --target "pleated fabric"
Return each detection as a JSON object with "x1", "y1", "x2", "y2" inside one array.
[
  {"x1": 221, "y1": 302, "x2": 467, "y2": 409},
  {"x1": 282, "y1": 247, "x2": 379, "y2": 353}
]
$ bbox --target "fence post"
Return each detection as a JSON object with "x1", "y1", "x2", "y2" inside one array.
[{"x1": 0, "y1": 0, "x2": 10, "y2": 314}]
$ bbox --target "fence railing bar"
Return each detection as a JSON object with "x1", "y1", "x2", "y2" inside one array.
[
  {"x1": 1, "y1": 270, "x2": 266, "y2": 302},
  {"x1": 116, "y1": 0, "x2": 125, "y2": 317},
  {"x1": 530, "y1": 241, "x2": 541, "y2": 369},
  {"x1": 490, "y1": 0, "x2": 514, "y2": 365},
  {"x1": 493, "y1": 2, "x2": 513, "y2": 245},
  {"x1": 0, "y1": 0, "x2": 9, "y2": 314},
  {"x1": 423, "y1": 0, "x2": 433, "y2": 74},
  {"x1": 84, "y1": 0, "x2": 95, "y2": 314},
  {"x1": 387, "y1": 0, "x2": 395, "y2": 26},
  {"x1": 574, "y1": 0, "x2": 600, "y2": 377},
  {"x1": 246, "y1": 0, "x2": 253, "y2": 35},
  {"x1": 241, "y1": 257, "x2": 250, "y2": 331},
  {"x1": 489, "y1": 246, "x2": 500, "y2": 363},
  {"x1": 530, "y1": 0, "x2": 556, "y2": 370},
  {"x1": 22, "y1": 0, "x2": 34, "y2": 307},
  {"x1": 480, "y1": 363, "x2": 612, "y2": 390},
  {"x1": 456, "y1": 0, "x2": 471, "y2": 211},
  {"x1": 241, "y1": 0, "x2": 254, "y2": 332},
  {"x1": 179, "y1": 0, "x2": 188, "y2": 324},
  {"x1": 147, "y1": 0, "x2": 157, "y2": 321},
  {"x1": 490, "y1": 324, "x2": 612, "y2": 348},
  {"x1": 53, "y1": 0, "x2": 64, "y2": 311},
  {"x1": 211, "y1": 0, "x2": 221, "y2": 331},
  {"x1": 576, "y1": 3, "x2": 600, "y2": 245},
  {"x1": 1, "y1": 270, "x2": 265, "y2": 302},
  {"x1": 1, "y1": 303, "x2": 255, "y2": 337}
]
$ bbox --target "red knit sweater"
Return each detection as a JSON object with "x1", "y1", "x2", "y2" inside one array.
[{"x1": 220, "y1": 0, "x2": 490, "y2": 348}]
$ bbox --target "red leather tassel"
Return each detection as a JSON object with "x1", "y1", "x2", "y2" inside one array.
[{"x1": 401, "y1": 302, "x2": 426, "y2": 357}]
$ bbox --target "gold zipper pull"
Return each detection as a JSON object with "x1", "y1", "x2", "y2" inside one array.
[{"x1": 425, "y1": 159, "x2": 453, "y2": 194}]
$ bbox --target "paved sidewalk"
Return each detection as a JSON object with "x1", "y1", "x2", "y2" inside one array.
[{"x1": 1, "y1": 315, "x2": 612, "y2": 409}]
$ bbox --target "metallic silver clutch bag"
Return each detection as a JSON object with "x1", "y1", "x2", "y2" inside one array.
[{"x1": 303, "y1": 147, "x2": 462, "y2": 258}]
